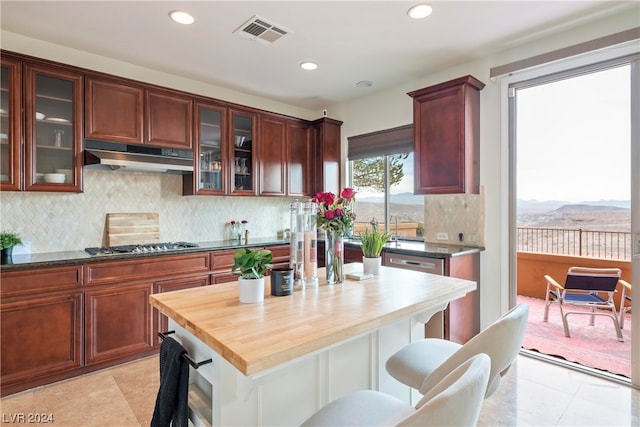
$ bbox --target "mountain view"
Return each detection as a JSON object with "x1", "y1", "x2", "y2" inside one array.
[{"x1": 517, "y1": 200, "x2": 631, "y2": 232}]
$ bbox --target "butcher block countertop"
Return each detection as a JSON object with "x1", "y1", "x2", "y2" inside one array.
[{"x1": 149, "y1": 263, "x2": 476, "y2": 376}]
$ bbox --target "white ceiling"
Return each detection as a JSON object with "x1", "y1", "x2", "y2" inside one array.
[{"x1": 0, "y1": 1, "x2": 631, "y2": 110}]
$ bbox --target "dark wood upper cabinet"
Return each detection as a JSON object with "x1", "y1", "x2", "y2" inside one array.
[
  {"x1": 0, "y1": 56, "x2": 22, "y2": 191},
  {"x1": 311, "y1": 117, "x2": 343, "y2": 196},
  {"x1": 229, "y1": 109, "x2": 257, "y2": 196},
  {"x1": 85, "y1": 75, "x2": 192, "y2": 150},
  {"x1": 85, "y1": 76, "x2": 144, "y2": 144},
  {"x1": 409, "y1": 75, "x2": 484, "y2": 194},
  {"x1": 146, "y1": 88, "x2": 193, "y2": 149},
  {"x1": 259, "y1": 114, "x2": 286, "y2": 196},
  {"x1": 286, "y1": 119, "x2": 312, "y2": 197}
]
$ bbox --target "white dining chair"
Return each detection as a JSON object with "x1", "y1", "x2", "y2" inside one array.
[
  {"x1": 386, "y1": 303, "x2": 528, "y2": 398},
  {"x1": 300, "y1": 353, "x2": 490, "y2": 427}
]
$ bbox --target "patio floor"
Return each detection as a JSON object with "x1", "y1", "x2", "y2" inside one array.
[{"x1": 518, "y1": 295, "x2": 631, "y2": 378}]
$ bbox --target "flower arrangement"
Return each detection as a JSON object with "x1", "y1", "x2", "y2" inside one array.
[{"x1": 312, "y1": 188, "x2": 357, "y2": 235}]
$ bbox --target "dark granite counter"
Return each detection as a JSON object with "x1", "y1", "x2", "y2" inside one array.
[
  {"x1": 344, "y1": 238, "x2": 483, "y2": 259},
  {"x1": 0, "y1": 237, "x2": 290, "y2": 271}
]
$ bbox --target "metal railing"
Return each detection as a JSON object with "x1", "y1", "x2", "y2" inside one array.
[{"x1": 517, "y1": 227, "x2": 632, "y2": 260}]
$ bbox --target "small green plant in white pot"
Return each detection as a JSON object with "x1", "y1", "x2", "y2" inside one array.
[
  {"x1": 1, "y1": 231, "x2": 22, "y2": 263},
  {"x1": 231, "y1": 248, "x2": 273, "y2": 303},
  {"x1": 360, "y1": 227, "x2": 390, "y2": 275}
]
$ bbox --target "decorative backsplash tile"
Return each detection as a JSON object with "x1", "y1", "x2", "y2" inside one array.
[
  {"x1": 0, "y1": 170, "x2": 293, "y2": 253},
  {"x1": 423, "y1": 187, "x2": 485, "y2": 247}
]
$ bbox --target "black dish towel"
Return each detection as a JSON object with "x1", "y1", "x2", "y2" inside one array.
[{"x1": 151, "y1": 336, "x2": 189, "y2": 427}]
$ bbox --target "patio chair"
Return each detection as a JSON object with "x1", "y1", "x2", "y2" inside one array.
[
  {"x1": 543, "y1": 267, "x2": 623, "y2": 342},
  {"x1": 619, "y1": 279, "x2": 631, "y2": 329}
]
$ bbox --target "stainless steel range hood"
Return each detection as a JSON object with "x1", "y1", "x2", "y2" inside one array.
[{"x1": 84, "y1": 140, "x2": 193, "y2": 173}]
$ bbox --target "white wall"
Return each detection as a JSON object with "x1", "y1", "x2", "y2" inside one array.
[{"x1": 328, "y1": 7, "x2": 639, "y2": 326}]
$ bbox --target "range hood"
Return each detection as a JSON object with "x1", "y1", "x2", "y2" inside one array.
[{"x1": 84, "y1": 140, "x2": 193, "y2": 173}]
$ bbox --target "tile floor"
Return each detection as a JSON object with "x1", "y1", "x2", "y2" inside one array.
[{"x1": 1, "y1": 353, "x2": 638, "y2": 426}]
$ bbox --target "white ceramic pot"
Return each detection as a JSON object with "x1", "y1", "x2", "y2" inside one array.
[
  {"x1": 362, "y1": 256, "x2": 381, "y2": 275},
  {"x1": 238, "y1": 276, "x2": 266, "y2": 303}
]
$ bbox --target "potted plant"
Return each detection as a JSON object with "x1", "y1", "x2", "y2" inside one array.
[
  {"x1": 1, "y1": 231, "x2": 22, "y2": 263},
  {"x1": 360, "y1": 227, "x2": 390, "y2": 275},
  {"x1": 231, "y1": 247, "x2": 273, "y2": 303}
]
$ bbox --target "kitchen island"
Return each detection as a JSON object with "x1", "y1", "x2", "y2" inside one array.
[{"x1": 149, "y1": 263, "x2": 476, "y2": 426}]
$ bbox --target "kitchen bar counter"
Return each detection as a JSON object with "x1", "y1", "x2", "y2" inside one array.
[
  {"x1": 345, "y1": 238, "x2": 484, "y2": 258},
  {"x1": 149, "y1": 263, "x2": 476, "y2": 426}
]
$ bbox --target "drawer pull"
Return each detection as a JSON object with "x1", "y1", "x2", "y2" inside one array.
[{"x1": 158, "y1": 330, "x2": 212, "y2": 369}]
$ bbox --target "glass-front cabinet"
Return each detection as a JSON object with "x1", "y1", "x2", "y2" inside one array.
[
  {"x1": 24, "y1": 63, "x2": 82, "y2": 192},
  {"x1": 230, "y1": 109, "x2": 256, "y2": 195},
  {"x1": 194, "y1": 102, "x2": 227, "y2": 194},
  {"x1": 0, "y1": 56, "x2": 21, "y2": 191}
]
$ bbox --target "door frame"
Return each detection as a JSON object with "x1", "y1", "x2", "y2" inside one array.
[{"x1": 501, "y1": 43, "x2": 639, "y2": 386}]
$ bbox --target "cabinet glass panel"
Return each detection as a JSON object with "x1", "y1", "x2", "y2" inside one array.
[
  {"x1": 232, "y1": 113, "x2": 253, "y2": 192},
  {"x1": 33, "y1": 74, "x2": 75, "y2": 184},
  {"x1": 0, "y1": 65, "x2": 12, "y2": 183},
  {"x1": 199, "y1": 107, "x2": 223, "y2": 191}
]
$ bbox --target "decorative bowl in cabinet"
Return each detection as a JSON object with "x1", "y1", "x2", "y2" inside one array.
[{"x1": 44, "y1": 173, "x2": 65, "y2": 183}]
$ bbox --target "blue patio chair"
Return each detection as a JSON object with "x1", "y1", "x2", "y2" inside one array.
[
  {"x1": 619, "y1": 279, "x2": 631, "y2": 329},
  {"x1": 544, "y1": 267, "x2": 623, "y2": 342}
]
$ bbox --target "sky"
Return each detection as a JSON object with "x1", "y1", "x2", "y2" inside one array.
[{"x1": 516, "y1": 64, "x2": 631, "y2": 203}]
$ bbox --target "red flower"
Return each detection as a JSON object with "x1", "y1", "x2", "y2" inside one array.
[
  {"x1": 341, "y1": 188, "x2": 356, "y2": 200},
  {"x1": 334, "y1": 208, "x2": 345, "y2": 217},
  {"x1": 241, "y1": 220, "x2": 248, "y2": 224},
  {"x1": 230, "y1": 220, "x2": 236, "y2": 225},
  {"x1": 325, "y1": 210, "x2": 335, "y2": 220}
]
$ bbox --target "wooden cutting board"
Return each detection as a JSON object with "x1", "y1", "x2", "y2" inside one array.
[{"x1": 106, "y1": 213, "x2": 160, "y2": 246}]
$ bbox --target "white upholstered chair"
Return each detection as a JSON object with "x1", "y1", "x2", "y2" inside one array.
[
  {"x1": 386, "y1": 303, "x2": 529, "y2": 398},
  {"x1": 300, "y1": 353, "x2": 490, "y2": 427}
]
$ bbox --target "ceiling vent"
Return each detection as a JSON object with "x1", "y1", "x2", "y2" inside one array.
[{"x1": 233, "y1": 15, "x2": 289, "y2": 45}]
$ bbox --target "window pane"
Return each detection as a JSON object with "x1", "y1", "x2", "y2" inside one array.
[
  {"x1": 349, "y1": 152, "x2": 424, "y2": 240},
  {"x1": 390, "y1": 152, "x2": 424, "y2": 240}
]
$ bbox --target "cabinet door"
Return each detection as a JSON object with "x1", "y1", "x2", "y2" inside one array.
[
  {"x1": 186, "y1": 101, "x2": 227, "y2": 195},
  {"x1": 410, "y1": 76, "x2": 483, "y2": 194},
  {"x1": 146, "y1": 88, "x2": 193, "y2": 149},
  {"x1": 259, "y1": 115, "x2": 286, "y2": 196},
  {"x1": 311, "y1": 118, "x2": 342, "y2": 195},
  {"x1": 24, "y1": 63, "x2": 83, "y2": 192},
  {"x1": 229, "y1": 109, "x2": 257, "y2": 195},
  {"x1": 85, "y1": 76, "x2": 144, "y2": 144},
  {"x1": 0, "y1": 56, "x2": 21, "y2": 191},
  {"x1": 153, "y1": 275, "x2": 209, "y2": 347},
  {"x1": 85, "y1": 282, "x2": 154, "y2": 365},
  {"x1": 1, "y1": 292, "x2": 83, "y2": 389},
  {"x1": 287, "y1": 120, "x2": 311, "y2": 197}
]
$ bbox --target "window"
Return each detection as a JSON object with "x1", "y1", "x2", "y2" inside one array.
[{"x1": 347, "y1": 125, "x2": 424, "y2": 240}]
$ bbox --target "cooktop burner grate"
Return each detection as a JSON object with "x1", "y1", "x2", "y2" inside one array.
[{"x1": 85, "y1": 242, "x2": 199, "y2": 256}]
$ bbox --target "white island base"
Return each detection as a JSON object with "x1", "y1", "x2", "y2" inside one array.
[{"x1": 172, "y1": 308, "x2": 442, "y2": 427}]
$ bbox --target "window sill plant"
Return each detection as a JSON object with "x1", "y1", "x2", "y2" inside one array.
[{"x1": 231, "y1": 247, "x2": 273, "y2": 303}]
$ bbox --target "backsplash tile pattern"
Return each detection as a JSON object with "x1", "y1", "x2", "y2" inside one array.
[
  {"x1": 0, "y1": 170, "x2": 293, "y2": 253},
  {"x1": 423, "y1": 187, "x2": 485, "y2": 247}
]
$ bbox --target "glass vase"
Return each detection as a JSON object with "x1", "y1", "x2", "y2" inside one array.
[{"x1": 325, "y1": 229, "x2": 344, "y2": 284}]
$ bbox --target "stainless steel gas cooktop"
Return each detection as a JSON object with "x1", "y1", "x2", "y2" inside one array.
[{"x1": 84, "y1": 242, "x2": 199, "y2": 256}]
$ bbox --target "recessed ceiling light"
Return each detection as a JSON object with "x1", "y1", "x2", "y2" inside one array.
[
  {"x1": 356, "y1": 81, "x2": 373, "y2": 88},
  {"x1": 300, "y1": 61, "x2": 318, "y2": 71},
  {"x1": 407, "y1": 3, "x2": 433, "y2": 19},
  {"x1": 169, "y1": 10, "x2": 195, "y2": 25}
]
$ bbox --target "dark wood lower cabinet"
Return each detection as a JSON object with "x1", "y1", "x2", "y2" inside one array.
[
  {"x1": 153, "y1": 275, "x2": 209, "y2": 346},
  {"x1": 84, "y1": 282, "x2": 154, "y2": 365},
  {"x1": 0, "y1": 292, "x2": 83, "y2": 391}
]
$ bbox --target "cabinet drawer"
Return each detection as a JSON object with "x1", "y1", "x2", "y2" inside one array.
[
  {"x1": 211, "y1": 250, "x2": 235, "y2": 274},
  {"x1": 85, "y1": 253, "x2": 210, "y2": 286},
  {"x1": 0, "y1": 265, "x2": 82, "y2": 298}
]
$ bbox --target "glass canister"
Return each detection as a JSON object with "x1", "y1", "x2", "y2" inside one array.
[
  {"x1": 303, "y1": 201, "x2": 318, "y2": 287},
  {"x1": 289, "y1": 201, "x2": 305, "y2": 287}
]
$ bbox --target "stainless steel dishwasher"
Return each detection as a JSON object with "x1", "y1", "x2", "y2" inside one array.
[{"x1": 383, "y1": 251, "x2": 444, "y2": 275}]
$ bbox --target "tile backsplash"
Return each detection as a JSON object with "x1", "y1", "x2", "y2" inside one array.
[
  {"x1": 423, "y1": 187, "x2": 485, "y2": 247},
  {"x1": 0, "y1": 170, "x2": 293, "y2": 253}
]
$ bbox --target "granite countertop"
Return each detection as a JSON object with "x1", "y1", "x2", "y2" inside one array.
[
  {"x1": 1, "y1": 236, "x2": 483, "y2": 271},
  {"x1": 344, "y1": 238, "x2": 484, "y2": 258},
  {"x1": 0, "y1": 237, "x2": 290, "y2": 271}
]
